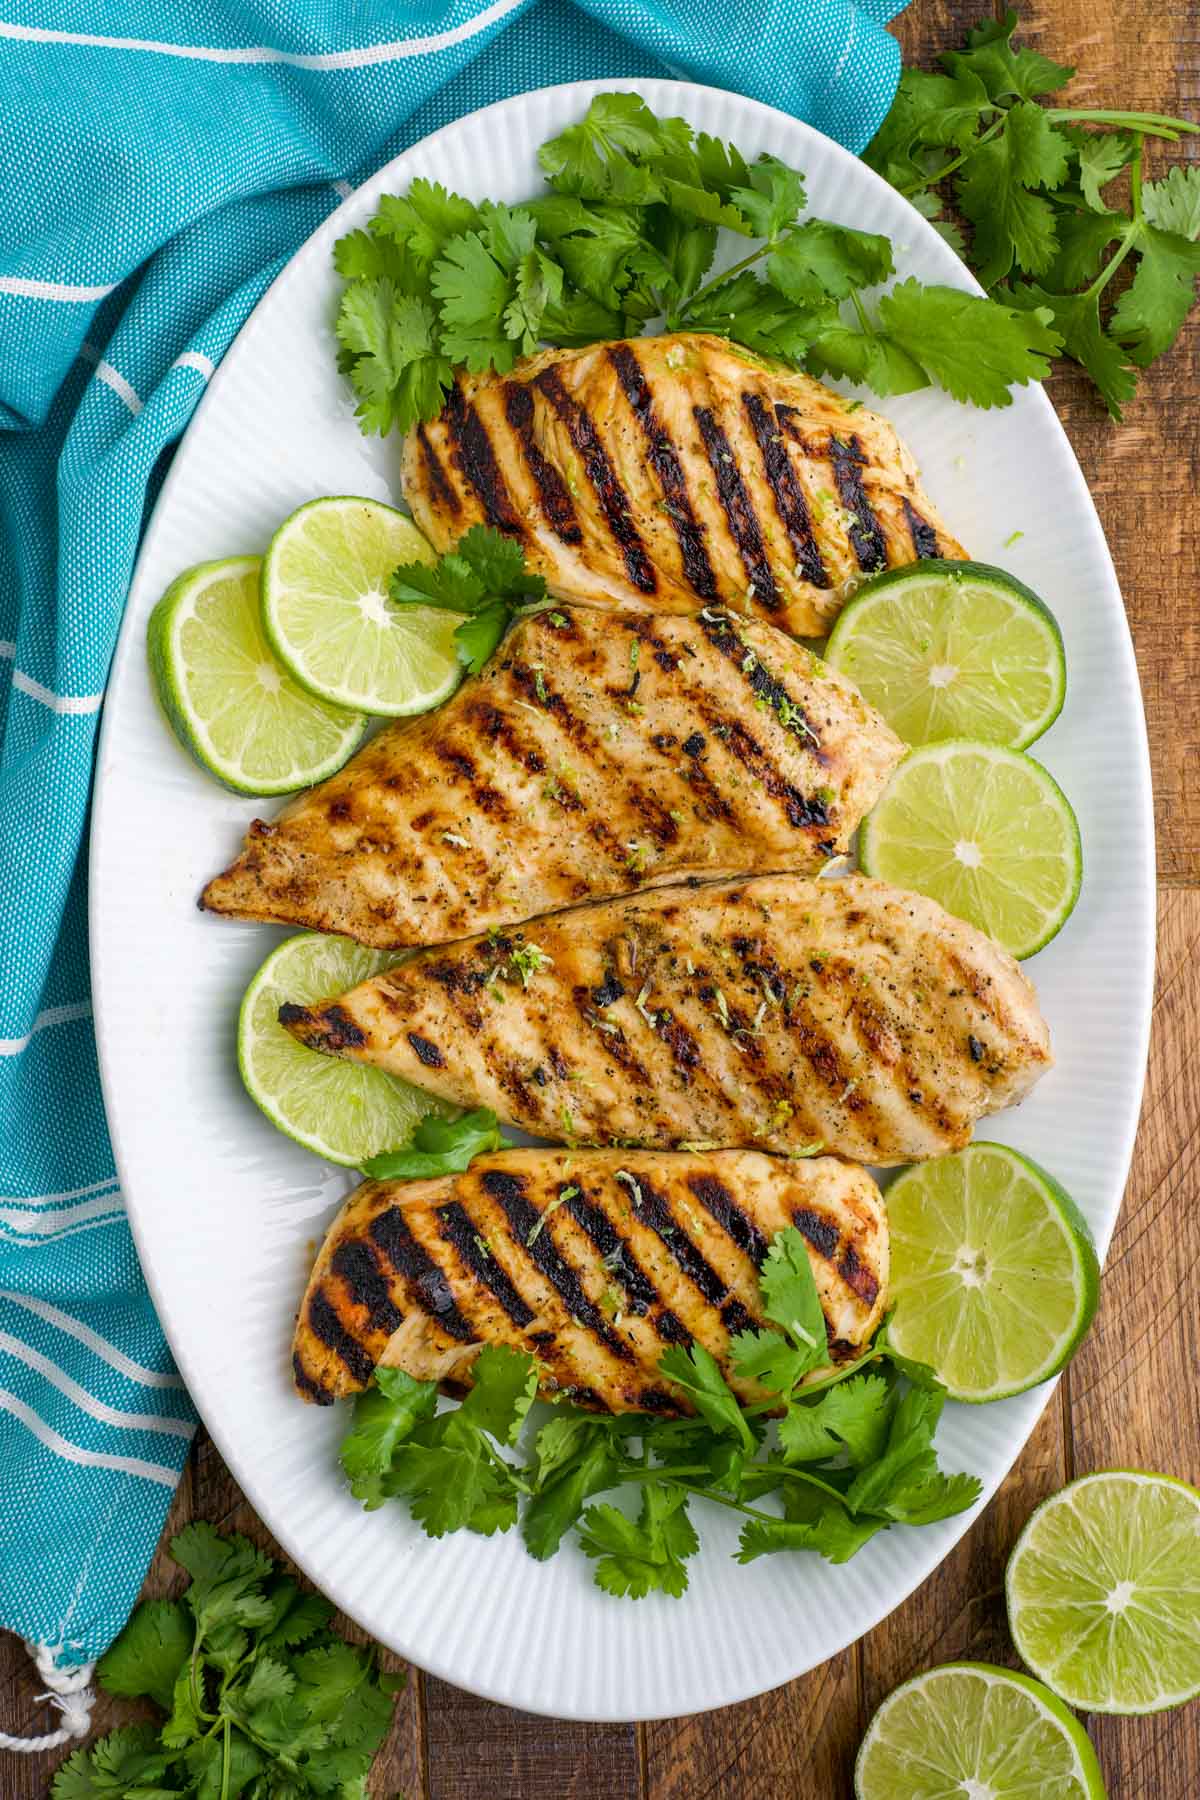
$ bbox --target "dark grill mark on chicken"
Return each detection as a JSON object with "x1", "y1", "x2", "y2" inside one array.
[
  {"x1": 437, "y1": 1199, "x2": 536, "y2": 1328},
  {"x1": 902, "y1": 496, "x2": 941, "y2": 559},
  {"x1": 504, "y1": 381, "x2": 582, "y2": 543},
  {"x1": 483, "y1": 1181, "x2": 634, "y2": 1361},
  {"x1": 534, "y1": 364, "x2": 657, "y2": 594},
  {"x1": 688, "y1": 1174, "x2": 769, "y2": 1267},
  {"x1": 330, "y1": 1240, "x2": 403, "y2": 1334},
  {"x1": 564, "y1": 1192, "x2": 658, "y2": 1316},
  {"x1": 306, "y1": 1290, "x2": 375, "y2": 1385},
  {"x1": 744, "y1": 392, "x2": 828, "y2": 588},
  {"x1": 793, "y1": 1206, "x2": 840, "y2": 1258},
  {"x1": 694, "y1": 405, "x2": 780, "y2": 610},
  {"x1": 608, "y1": 343, "x2": 717, "y2": 598},
  {"x1": 839, "y1": 1240, "x2": 880, "y2": 1308},
  {"x1": 292, "y1": 1149, "x2": 890, "y2": 1412},
  {"x1": 635, "y1": 1177, "x2": 729, "y2": 1307},
  {"x1": 416, "y1": 424, "x2": 461, "y2": 517},
  {"x1": 443, "y1": 381, "x2": 523, "y2": 536},
  {"x1": 369, "y1": 1207, "x2": 473, "y2": 1338},
  {"x1": 293, "y1": 1354, "x2": 334, "y2": 1405},
  {"x1": 828, "y1": 434, "x2": 887, "y2": 573},
  {"x1": 407, "y1": 1032, "x2": 444, "y2": 1068}
]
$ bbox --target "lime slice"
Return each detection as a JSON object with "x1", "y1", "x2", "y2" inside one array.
[
  {"x1": 239, "y1": 932, "x2": 442, "y2": 1166},
  {"x1": 884, "y1": 1144, "x2": 1099, "y2": 1403},
  {"x1": 825, "y1": 560, "x2": 1066, "y2": 750},
  {"x1": 858, "y1": 739, "x2": 1082, "y2": 959},
  {"x1": 1008, "y1": 1471, "x2": 1200, "y2": 1714},
  {"x1": 855, "y1": 1661, "x2": 1106, "y2": 1799},
  {"x1": 262, "y1": 496, "x2": 463, "y2": 715},
  {"x1": 147, "y1": 557, "x2": 366, "y2": 796}
]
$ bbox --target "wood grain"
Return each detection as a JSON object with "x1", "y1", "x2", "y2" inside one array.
[{"x1": 3, "y1": 1, "x2": 1199, "y2": 1794}]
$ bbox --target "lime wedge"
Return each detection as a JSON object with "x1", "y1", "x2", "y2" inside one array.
[
  {"x1": 238, "y1": 932, "x2": 442, "y2": 1166},
  {"x1": 1007, "y1": 1471, "x2": 1200, "y2": 1714},
  {"x1": 858, "y1": 739, "x2": 1082, "y2": 959},
  {"x1": 855, "y1": 1661, "x2": 1106, "y2": 1799},
  {"x1": 262, "y1": 496, "x2": 463, "y2": 715},
  {"x1": 825, "y1": 559, "x2": 1066, "y2": 750},
  {"x1": 884, "y1": 1144, "x2": 1099, "y2": 1403},
  {"x1": 147, "y1": 557, "x2": 366, "y2": 795}
]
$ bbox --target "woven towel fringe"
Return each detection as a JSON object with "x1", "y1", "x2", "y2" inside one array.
[{"x1": 0, "y1": 1641, "x2": 96, "y2": 1753}]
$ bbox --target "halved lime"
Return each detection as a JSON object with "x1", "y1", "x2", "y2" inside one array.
[
  {"x1": 147, "y1": 557, "x2": 366, "y2": 795},
  {"x1": 858, "y1": 739, "x2": 1082, "y2": 958},
  {"x1": 239, "y1": 932, "x2": 442, "y2": 1166},
  {"x1": 855, "y1": 1661, "x2": 1106, "y2": 1799},
  {"x1": 884, "y1": 1144, "x2": 1099, "y2": 1403},
  {"x1": 825, "y1": 560, "x2": 1066, "y2": 751},
  {"x1": 261, "y1": 496, "x2": 462, "y2": 715},
  {"x1": 1007, "y1": 1471, "x2": 1200, "y2": 1714}
]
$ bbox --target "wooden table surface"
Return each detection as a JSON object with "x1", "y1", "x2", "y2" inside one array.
[{"x1": 4, "y1": 1, "x2": 1198, "y2": 1792}]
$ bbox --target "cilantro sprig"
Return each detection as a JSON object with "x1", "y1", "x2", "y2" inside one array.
[
  {"x1": 335, "y1": 88, "x2": 1063, "y2": 429},
  {"x1": 864, "y1": 7, "x2": 1200, "y2": 416},
  {"x1": 362, "y1": 1106, "x2": 513, "y2": 1181},
  {"x1": 337, "y1": 1225, "x2": 981, "y2": 1600},
  {"x1": 51, "y1": 1524, "x2": 404, "y2": 1799},
  {"x1": 389, "y1": 523, "x2": 547, "y2": 673}
]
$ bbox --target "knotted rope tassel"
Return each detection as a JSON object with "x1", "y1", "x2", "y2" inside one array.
[{"x1": 0, "y1": 1641, "x2": 96, "y2": 1753}]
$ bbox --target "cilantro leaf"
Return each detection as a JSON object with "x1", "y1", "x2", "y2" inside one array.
[
  {"x1": 659, "y1": 1343, "x2": 756, "y2": 1452},
  {"x1": 956, "y1": 105, "x2": 1071, "y2": 283},
  {"x1": 362, "y1": 1106, "x2": 511, "y2": 1179},
  {"x1": 1071, "y1": 129, "x2": 1136, "y2": 212},
  {"x1": 1110, "y1": 223, "x2": 1200, "y2": 364},
  {"x1": 522, "y1": 1415, "x2": 622, "y2": 1560},
  {"x1": 877, "y1": 278, "x2": 1062, "y2": 406},
  {"x1": 769, "y1": 219, "x2": 893, "y2": 306},
  {"x1": 96, "y1": 1597, "x2": 191, "y2": 1709},
  {"x1": 52, "y1": 1724, "x2": 174, "y2": 1799},
  {"x1": 726, "y1": 154, "x2": 807, "y2": 239},
  {"x1": 945, "y1": 9, "x2": 1073, "y2": 103},
  {"x1": 578, "y1": 1485, "x2": 699, "y2": 1598},
  {"x1": 388, "y1": 527, "x2": 547, "y2": 675},
  {"x1": 170, "y1": 1523, "x2": 274, "y2": 1636},
  {"x1": 1010, "y1": 282, "x2": 1137, "y2": 418},
  {"x1": 731, "y1": 1326, "x2": 812, "y2": 1396},
  {"x1": 807, "y1": 322, "x2": 929, "y2": 396},
  {"x1": 335, "y1": 280, "x2": 453, "y2": 435},
  {"x1": 538, "y1": 92, "x2": 671, "y2": 200},
  {"x1": 339, "y1": 1366, "x2": 439, "y2": 1505},
  {"x1": 373, "y1": 178, "x2": 481, "y2": 266},
  {"x1": 737, "y1": 1499, "x2": 884, "y2": 1565},
  {"x1": 757, "y1": 1225, "x2": 830, "y2": 1375},
  {"x1": 261, "y1": 1580, "x2": 336, "y2": 1650},
  {"x1": 459, "y1": 1343, "x2": 539, "y2": 1445},
  {"x1": 1144, "y1": 164, "x2": 1200, "y2": 238}
]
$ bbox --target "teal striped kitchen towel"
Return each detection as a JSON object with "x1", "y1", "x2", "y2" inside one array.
[{"x1": 0, "y1": 0, "x2": 906, "y2": 1701}]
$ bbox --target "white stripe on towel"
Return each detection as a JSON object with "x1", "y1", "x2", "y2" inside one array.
[
  {"x1": 0, "y1": 1001, "x2": 93, "y2": 1057},
  {"x1": 0, "y1": 1333, "x2": 193, "y2": 1437},
  {"x1": 0, "y1": 0, "x2": 525, "y2": 68},
  {"x1": 0, "y1": 1390, "x2": 179, "y2": 1484},
  {"x1": 0, "y1": 1292, "x2": 186, "y2": 1389}
]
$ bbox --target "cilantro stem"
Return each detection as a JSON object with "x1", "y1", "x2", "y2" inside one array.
[
  {"x1": 482, "y1": 1435, "x2": 533, "y2": 1493},
  {"x1": 220, "y1": 1715, "x2": 232, "y2": 1800},
  {"x1": 894, "y1": 114, "x2": 1005, "y2": 197},
  {"x1": 1082, "y1": 135, "x2": 1145, "y2": 304},
  {"x1": 672, "y1": 243, "x2": 772, "y2": 324},
  {"x1": 1046, "y1": 107, "x2": 1199, "y2": 141}
]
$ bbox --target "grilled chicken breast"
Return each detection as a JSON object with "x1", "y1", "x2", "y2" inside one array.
[
  {"x1": 281, "y1": 873, "x2": 1052, "y2": 1165},
  {"x1": 402, "y1": 333, "x2": 966, "y2": 639},
  {"x1": 201, "y1": 607, "x2": 902, "y2": 946},
  {"x1": 293, "y1": 1149, "x2": 888, "y2": 1410}
]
